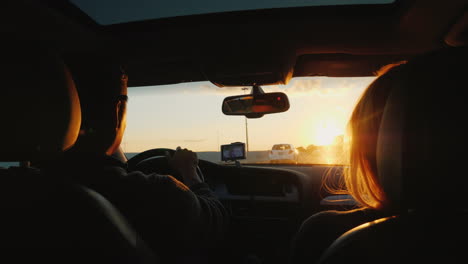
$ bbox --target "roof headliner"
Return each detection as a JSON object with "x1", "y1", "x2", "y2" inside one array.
[{"x1": 4, "y1": 0, "x2": 468, "y2": 87}]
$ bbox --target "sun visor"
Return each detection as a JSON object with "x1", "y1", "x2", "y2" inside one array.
[
  {"x1": 294, "y1": 54, "x2": 410, "y2": 77},
  {"x1": 202, "y1": 48, "x2": 295, "y2": 87},
  {"x1": 445, "y1": 10, "x2": 468, "y2": 47}
]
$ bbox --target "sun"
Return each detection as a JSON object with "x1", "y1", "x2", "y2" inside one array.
[{"x1": 311, "y1": 121, "x2": 343, "y2": 146}]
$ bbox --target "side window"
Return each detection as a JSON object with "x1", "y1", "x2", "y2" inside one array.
[{"x1": 0, "y1": 162, "x2": 19, "y2": 168}]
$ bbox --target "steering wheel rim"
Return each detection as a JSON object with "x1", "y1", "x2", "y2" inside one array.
[
  {"x1": 127, "y1": 148, "x2": 175, "y2": 171},
  {"x1": 127, "y1": 148, "x2": 205, "y2": 182}
]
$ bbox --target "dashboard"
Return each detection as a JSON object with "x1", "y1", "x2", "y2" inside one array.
[
  {"x1": 198, "y1": 160, "x2": 353, "y2": 264},
  {"x1": 133, "y1": 153, "x2": 353, "y2": 264}
]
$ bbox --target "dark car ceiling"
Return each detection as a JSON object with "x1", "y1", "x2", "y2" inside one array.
[{"x1": 3, "y1": 0, "x2": 468, "y2": 87}]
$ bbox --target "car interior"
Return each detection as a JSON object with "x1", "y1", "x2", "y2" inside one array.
[
  {"x1": 0, "y1": 37, "x2": 155, "y2": 263},
  {"x1": 2, "y1": 0, "x2": 468, "y2": 263}
]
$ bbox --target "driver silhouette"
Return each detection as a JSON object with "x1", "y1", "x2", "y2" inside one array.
[{"x1": 60, "y1": 57, "x2": 229, "y2": 264}]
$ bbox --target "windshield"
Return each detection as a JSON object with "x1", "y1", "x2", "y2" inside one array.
[{"x1": 122, "y1": 77, "x2": 375, "y2": 165}]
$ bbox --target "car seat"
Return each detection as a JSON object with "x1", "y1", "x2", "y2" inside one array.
[
  {"x1": 318, "y1": 47, "x2": 468, "y2": 264},
  {"x1": 0, "y1": 37, "x2": 157, "y2": 264}
]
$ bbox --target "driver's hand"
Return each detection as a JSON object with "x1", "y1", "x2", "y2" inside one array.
[{"x1": 168, "y1": 147, "x2": 202, "y2": 188}]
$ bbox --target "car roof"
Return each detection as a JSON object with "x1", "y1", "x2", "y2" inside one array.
[{"x1": 4, "y1": 0, "x2": 468, "y2": 88}]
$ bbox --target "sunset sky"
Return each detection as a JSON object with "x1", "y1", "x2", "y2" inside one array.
[{"x1": 121, "y1": 77, "x2": 375, "y2": 153}]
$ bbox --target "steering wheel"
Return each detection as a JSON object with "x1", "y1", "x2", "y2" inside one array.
[{"x1": 127, "y1": 148, "x2": 205, "y2": 183}]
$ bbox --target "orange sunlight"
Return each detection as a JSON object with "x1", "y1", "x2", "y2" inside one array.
[
  {"x1": 306, "y1": 120, "x2": 343, "y2": 146},
  {"x1": 315, "y1": 125, "x2": 341, "y2": 146}
]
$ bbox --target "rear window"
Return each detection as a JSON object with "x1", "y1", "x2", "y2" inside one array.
[{"x1": 273, "y1": 144, "x2": 291, "y2": 150}]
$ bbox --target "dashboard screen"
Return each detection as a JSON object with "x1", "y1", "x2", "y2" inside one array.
[{"x1": 221, "y1": 142, "x2": 246, "y2": 161}]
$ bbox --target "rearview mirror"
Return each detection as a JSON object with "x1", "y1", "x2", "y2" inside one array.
[{"x1": 222, "y1": 86, "x2": 290, "y2": 118}]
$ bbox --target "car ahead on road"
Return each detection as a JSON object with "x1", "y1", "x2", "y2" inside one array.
[
  {"x1": 2, "y1": 1, "x2": 468, "y2": 264},
  {"x1": 269, "y1": 144, "x2": 298, "y2": 163}
]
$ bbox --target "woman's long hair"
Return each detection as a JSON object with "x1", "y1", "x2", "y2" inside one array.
[{"x1": 324, "y1": 62, "x2": 406, "y2": 210}]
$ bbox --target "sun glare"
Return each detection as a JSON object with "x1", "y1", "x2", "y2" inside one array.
[{"x1": 311, "y1": 121, "x2": 343, "y2": 146}]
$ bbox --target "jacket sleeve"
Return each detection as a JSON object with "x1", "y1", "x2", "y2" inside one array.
[
  {"x1": 103, "y1": 169, "x2": 229, "y2": 255},
  {"x1": 189, "y1": 182, "x2": 230, "y2": 245}
]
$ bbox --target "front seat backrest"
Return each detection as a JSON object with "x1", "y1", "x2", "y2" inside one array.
[
  {"x1": 318, "y1": 47, "x2": 468, "y2": 264},
  {"x1": 0, "y1": 38, "x2": 156, "y2": 263}
]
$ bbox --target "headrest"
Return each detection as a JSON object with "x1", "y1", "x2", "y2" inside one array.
[
  {"x1": 376, "y1": 47, "x2": 468, "y2": 210},
  {"x1": 0, "y1": 39, "x2": 81, "y2": 162},
  {"x1": 66, "y1": 55, "x2": 127, "y2": 128}
]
